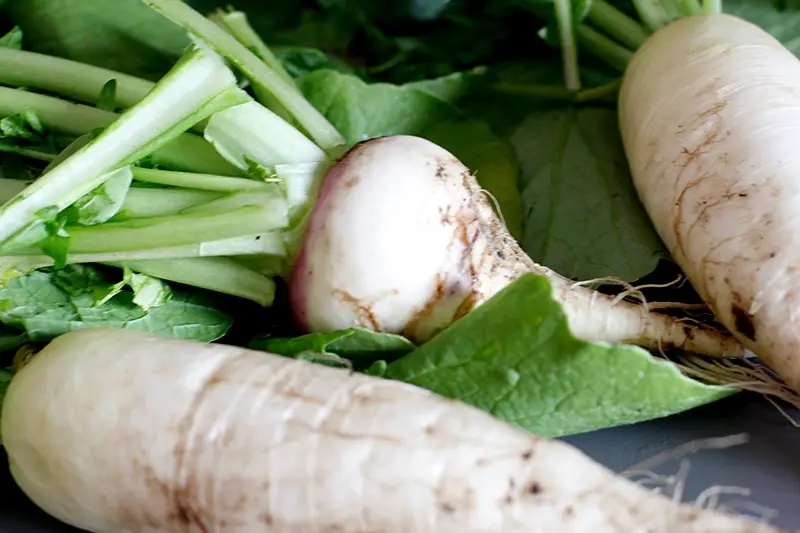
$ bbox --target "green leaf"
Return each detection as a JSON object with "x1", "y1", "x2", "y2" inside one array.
[
  {"x1": 252, "y1": 327, "x2": 415, "y2": 359},
  {"x1": 97, "y1": 79, "x2": 118, "y2": 112},
  {"x1": 0, "y1": 26, "x2": 22, "y2": 49},
  {"x1": 407, "y1": 0, "x2": 454, "y2": 20},
  {"x1": 510, "y1": 106, "x2": 666, "y2": 281},
  {"x1": 0, "y1": 109, "x2": 45, "y2": 142},
  {"x1": 3, "y1": 0, "x2": 189, "y2": 79},
  {"x1": 0, "y1": 266, "x2": 231, "y2": 343},
  {"x1": 94, "y1": 265, "x2": 173, "y2": 312},
  {"x1": 0, "y1": 109, "x2": 70, "y2": 163},
  {"x1": 38, "y1": 220, "x2": 71, "y2": 270},
  {"x1": 404, "y1": 68, "x2": 485, "y2": 103},
  {"x1": 274, "y1": 46, "x2": 356, "y2": 78},
  {"x1": 50, "y1": 263, "x2": 106, "y2": 295},
  {"x1": 385, "y1": 273, "x2": 733, "y2": 437},
  {"x1": 127, "y1": 270, "x2": 173, "y2": 311},
  {"x1": 298, "y1": 69, "x2": 457, "y2": 143},
  {"x1": 298, "y1": 69, "x2": 524, "y2": 237}
]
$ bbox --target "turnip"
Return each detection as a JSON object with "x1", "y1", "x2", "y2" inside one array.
[
  {"x1": 289, "y1": 135, "x2": 743, "y2": 357},
  {"x1": 617, "y1": 13, "x2": 800, "y2": 389},
  {"x1": 0, "y1": 328, "x2": 784, "y2": 533}
]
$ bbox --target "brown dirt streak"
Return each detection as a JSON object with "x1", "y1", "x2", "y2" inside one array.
[
  {"x1": 671, "y1": 171, "x2": 715, "y2": 263},
  {"x1": 670, "y1": 103, "x2": 728, "y2": 262},
  {"x1": 333, "y1": 289, "x2": 381, "y2": 330},
  {"x1": 164, "y1": 351, "x2": 250, "y2": 533},
  {"x1": 402, "y1": 273, "x2": 445, "y2": 338}
]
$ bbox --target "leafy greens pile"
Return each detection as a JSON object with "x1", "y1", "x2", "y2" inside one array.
[{"x1": 0, "y1": 0, "x2": 796, "y2": 437}]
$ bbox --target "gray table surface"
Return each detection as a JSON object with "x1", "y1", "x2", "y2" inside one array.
[{"x1": 1, "y1": 393, "x2": 798, "y2": 532}]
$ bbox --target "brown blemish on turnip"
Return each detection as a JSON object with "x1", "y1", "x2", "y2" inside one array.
[
  {"x1": 342, "y1": 174, "x2": 360, "y2": 188},
  {"x1": 402, "y1": 274, "x2": 446, "y2": 338},
  {"x1": 333, "y1": 289, "x2": 381, "y2": 330}
]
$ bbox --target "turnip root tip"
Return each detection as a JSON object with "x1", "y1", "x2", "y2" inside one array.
[
  {"x1": 618, "y1": 13, "x2": 800, "y2": 391},
  {"x1": 289, "y1": 134, "x2": 743, "y2": 358},
  {"x1": 0, "y1": 329, "x2": 787, "y2": 533}
]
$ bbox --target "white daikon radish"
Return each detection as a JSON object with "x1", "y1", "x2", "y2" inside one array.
[
  {"x1": 618, "y1": 13, "x2": 800, "y2": 389},
  {"x1": 0, "y1": 329, "x2": 782, "y2": 533}
]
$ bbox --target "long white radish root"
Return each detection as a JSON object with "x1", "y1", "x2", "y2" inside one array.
[
  {"x1": 289, "y1": 135, "x2": 742, "y2": 357},
  {"x1": 0, "y1": 329, "x2": 784, "y2": 533},
  {"x1": 618, "y1": 13, "x2": 800, "y2": 388}
]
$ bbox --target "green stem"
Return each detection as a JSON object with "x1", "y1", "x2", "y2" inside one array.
[
  {"x1": 211, "y1": 10, "x2": 296, "y2": 87},
  {"x1": 660, "y1": 0, "x2": 682, "y2": 19},
  {"x1": 179, "y1": 189, "x2": 287, "y2": 218},
  {"x1": 113, "y1": 188, "x2": 224, "y2": 219},
  {"x1": 233, "y1": 254, "x2": 286, "y2": 277},
  {"x1": 554, "y1": 0, "x2": 581, "y2": 91},
  {"x1": 0, "y1": 48, "x2": 244, "y2": 245},
  {"x1": 1, "y1": 233, "x2": 285, "y2": 265},
  {"x1": 702, "y1": 0, "x2": 722, "y2": 13},
  {"x1": 575, "y1": 25, "x2": 633, "y2": 72},
  {"x1": 0, "y1": 144, "x2": 56, "y2": 162},
  {"x1": 208, "y1": 10, "x2": 297, "y2": 125},
  {"x1": 0, "y1": 86, "x2": 239, "y2": 175},
  {"x1": 586, "y1": 0, "x2": 650, "y2": 49},
  {"x1": 131, "y1": 167, "x2": 271, "y2": 191},
  {"x1": 115, "y1": 257, "x2": 276, "y2": 306},
  {"x1": 675, "y1": 0, "x2": 703, "y2": 15},
  {"x1": 62, "y1": 205, "x2": 287, "y2": 254},
  {"x1": 204, "y1": 101, "x2": 326, "y2": 170},
  {"x1": 127, "y1": 88, "x2": 249, "y2": 170},
  {"x1": 143, "y1": 0, "x2": 346, "y2": 151},
  {"x1": 0, "y1": 177, "x2": 211, "y2": 222},
  {"x1": 631, "y1": 0, "x2": 671, "y2": 32},
  {"x1": 0, "y1": 48, "x2": 154, "y2": 109},
  {"x1": 492, "y1": 78, "x2": 621, "y2": 103},
  {"x1": 574, "y1": 79, "x2": 623, "y2": 102},
  {"x1": 0, "y1": 86, "x2": 115, "y2": 136},
  {"x1": 275, "y1": 161, "x2": 331, "y2": 224}
]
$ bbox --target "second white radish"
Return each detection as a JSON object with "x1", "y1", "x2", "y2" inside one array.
[
  {"x1": 1, "y1": 328, "x2": 784, "y2": 533},
  {"x1": 619, "y1": 13, "x2": 800, "y2": 390}
]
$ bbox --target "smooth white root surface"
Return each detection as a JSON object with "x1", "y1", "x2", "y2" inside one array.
[
  {"x1": 618, "y1": 13, "x2": 800, "y2": 389},
  {"x1": 0, "y1": 329, "x2": 782, "y2": 533},
  {"x1": 290, "y1": 135, "x2": 743, "y2": 357}
]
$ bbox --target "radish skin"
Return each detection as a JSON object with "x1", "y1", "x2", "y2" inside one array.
[
  {"x1": 290, "y1": 135, "x2": 743, "y2": 357},
  {"x1": 618, "y1": 14, "x2": 800, "y2": 388},
  {"x1": 0, "y1": 329, "x2": 784, "y2": 533}
]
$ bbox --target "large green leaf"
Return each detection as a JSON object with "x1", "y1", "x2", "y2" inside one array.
[
  {"x1": 385, "y1": 273, "x2": 733, "y2": 437},
  {"x1": 511, "y1": 106, "x2": 666, "y2": 282}
]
